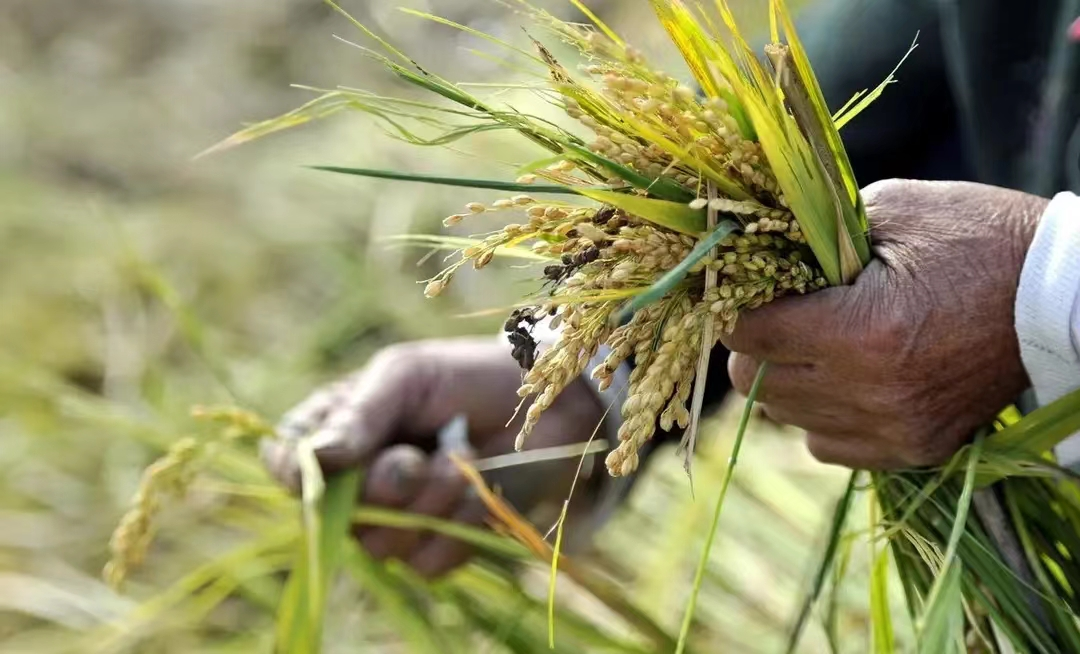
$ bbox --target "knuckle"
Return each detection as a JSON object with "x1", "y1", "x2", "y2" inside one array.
[
  {"x1": 370, "y1": 342, "x2": 422, "y2": 374},
  {"x1": 861, "y1": 178, "x2": 908, "y2": 207},
  {"x1": 366, "y1": 342, "x2": 437, "y2": 396},
  {"x1": 853, "y1": 307, "x2": 910, "y2": 367}
]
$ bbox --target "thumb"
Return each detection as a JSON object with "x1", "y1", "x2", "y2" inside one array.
[
  {"x1": 263, "y1": 338, "x2": 528, "y2": 486},
  {"x1": 262, "y1": 344, "x2": 441, "y2": 488}
]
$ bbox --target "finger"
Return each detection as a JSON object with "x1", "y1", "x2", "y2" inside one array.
[
  {"x1": 363, "y1": 445, "x2": 428, "y2": 508},
  {"x1": 260, "y1": 437, "x2": 301, "y2": 492},
  {"x1": 276, "y1": 378, "x2": 351, "y2": 441},
  {"x1": 758, "y1": 401, "x2": 856, "y2": 436},
  {"x1": 408, "y1": 492, "x2": 488, "y2": 579},
  {"x1": 719, "y1": 290, "x2": 846, "y2": 363},
  {"x1": 263, "y1": 380, "x2": 353, "y2": 490},
  {"x1": 361, "y1": 454, "x2": 469, "y2": 562},
  {"x1": 354, "y1": 448, "x2": 431, "y2": 559},
  {"x1": 805, "y1": 431, "x2": 898, "y2": 470},
  {"x1": 727, "y1": 353, "x2": 820, "y2": 403},
  {"x1": 313, "y1": 339, "x2": 524, "y2": 474}
]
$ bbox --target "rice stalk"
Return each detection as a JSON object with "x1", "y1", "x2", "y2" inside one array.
[{"x1": 676, "y1": 362, "x2": 767, "y2": 654}]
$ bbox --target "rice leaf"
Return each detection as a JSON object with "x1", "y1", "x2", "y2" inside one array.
[
  {"x1": 562, "y1": 143, "x2": 695, "y2": 202},
  {"x1": 576, "y1": 188, "x2": 706, "y2": 235},
  {"x1": 917, "y1": 564, "x2": 964, "y2": 654},
  {"x1": 398, "y1": 8, "x2": 544, "y2": 64},
  {"x1": 198, "y1": 92, "x2": 355, "y2": 158},
  {"x1": 917, "y1": 435, "x2": 982, "y2": 652},
  {"x1": 650, "y1": 1, "x2": 723, "y2": 103},
  {"x1": 612, "y1": 219, "x2": 740, "y2": 324},
  {"x1": 771, "y1": 0, "x2": 861, "y2": 217},
  {"x1": 679, "y1": 182, "x2": 721, "y2": 478},
  {"x1": 675, "y1": 362, "x2": 768, "y2": 654},
  {"x1": 869, "y1": 495, "x2": 895, "y2": 654},
  {"x1": 567, "y1": 0, "x2": 624, "y2": 47},
  {"x1": 274, "y1": 439, "x2": 360, "y2": 654},
  {"x1": 452, "y1": 455, "x2": 678, "y2": 651},
  {"x1": 324, "y1": 0, "x2": 412, "y2": 65},
  {"x1": 84, "y1": 528, "x2": 296, "y2": 652},
  {"x1": 1004, "y1": 484, "x2": 1080, "y2": 651},
  {"x1": 786, "y1": 471, "x2": 858, "y2": 653},
  {"x1": 833, "y1": 36, "x2": 919, "y2": 131},
  {"x1": 311, "y1": 166, "x2": 589, "y2": 195},
  {"x1": 983, "y1": 386, "x2": 1080, "y2": 457},
  {"x1": 548, "y1": 501, "x2": 569, "y2": 649},
  {"x1": 353, "y1": 506, "x2": 530, "y2": 559},
  {"x1": 312, "y1": 472, "x2": 361, "y2": 644},
  {"x1": 341, "y1": 543, "x2": 448, "y2": 653}
]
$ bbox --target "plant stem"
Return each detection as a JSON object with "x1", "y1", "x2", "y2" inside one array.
[{"x1": 675, "y1": 362, "x2": 768, "y2": 654}]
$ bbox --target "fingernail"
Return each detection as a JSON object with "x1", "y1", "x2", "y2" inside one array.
[{"x1": 391, "y1": 455, "x2": 423, "y2": 494}]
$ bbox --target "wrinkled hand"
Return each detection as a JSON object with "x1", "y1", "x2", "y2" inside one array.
[
  {"x1": 721, "y1": 180, "x2": 1048, "y2": 469},
  {"x1": 261, "y1": 338, "x2": 604, "y2": 578}
]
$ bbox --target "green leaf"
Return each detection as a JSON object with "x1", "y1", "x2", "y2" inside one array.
[
  {"x1": 352, "y1": 505, "x2": 530, "y2": 559},
  {"x1": 869, "y1": 530, "x2": 895, "y2": 654},
  {"x1": 398, "y1": 8, "x2": 544, "y2": 63},
  {"x1": 311, "y1": 166, "x2": 590, "y2": 195},
  {"x1": 576, "y1": 189, "x2": 706, "y2": 235},
  {"x1": 984, "y1": 385, "x2": 1080, "y2": 456},
  {"x1": 675, "y1": 363, "x2": 768, "y2": 654},
  {"x1": 549, "y1": 501, "x2": 569, "y2": 649},
  {"x1": 567, "y1": 0, "x2": 624, "y2": 47},
  {"x1": 917, "y1": 436, "x2": 982, "y2": 654},
  {"x1": 341, "y1": 544, "x2": 448, "y2": 654},
  {"x1": 563, "y1": 143, "x2": 695, "y2": 203},
  {"x1": 198, "y1": 92, "x2": 355, "y2": 158},
  {"x1": 313, "y1": 472, "x2": 361, "y2": 638},
  {"x1": 786, "y1": 471, "x2": 857, "y2": 653},
  {"x1": 833, "y1": 36, "x2": 919, "y2": 131},
  {"x1": 612, "y1": 219, "x2": 740, "y2": 324},
  {"x1": 917, "y1": 564, "x2": 964, "y2": 654},
  {"x1": 274, "y1": 452, "x2": 361, "y2": 654}
]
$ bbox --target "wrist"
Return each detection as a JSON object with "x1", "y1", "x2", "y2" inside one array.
[
  {"x1": 995, "y1": 190, "x2": 1049, "y2": 395},
  {"x1": 1004, "y1": 192, "x2": 1049, "y2": 293}
]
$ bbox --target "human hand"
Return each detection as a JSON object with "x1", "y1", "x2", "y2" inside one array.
[
  {"x1": 721, "y1": 180, "x2": 1048, "y2": 469},
  {"x1": 261, "y1": 338, "x2": 605, "y2": 578}
]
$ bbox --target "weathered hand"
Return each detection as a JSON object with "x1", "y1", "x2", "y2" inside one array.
[
  {"x1": 721, "y1": 180, "x2": 1047, "y2": 469},
  {"x1": 261, "y1": 338, "x2": 604, "y2": 578}
]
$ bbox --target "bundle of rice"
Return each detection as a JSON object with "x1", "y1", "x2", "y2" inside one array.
[{"x1": 196, "y1": 0, "x2": 1080, "y2": 651}]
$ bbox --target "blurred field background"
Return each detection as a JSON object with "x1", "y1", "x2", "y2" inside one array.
[{"x1": 0, "y1": 1, "x2": 883, "y2": 651}]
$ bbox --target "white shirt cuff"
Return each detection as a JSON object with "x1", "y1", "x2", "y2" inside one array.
[{"x1": 1015, "y1": 192, "x2": 1080, "y2": 465}]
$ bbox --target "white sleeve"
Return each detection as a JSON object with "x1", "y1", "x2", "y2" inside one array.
[{"x1": 1014, "y1": 192, "x2": 1080, "y2": 466}]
